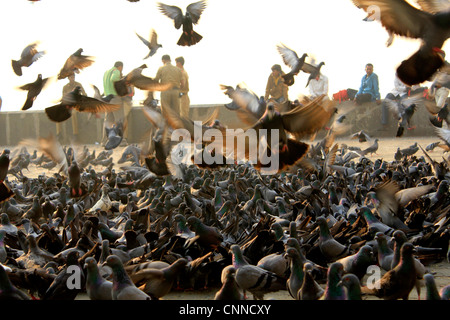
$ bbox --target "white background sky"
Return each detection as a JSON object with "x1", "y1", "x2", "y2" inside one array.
[{"x1": 0, "y1": 0, "x2": 448, "y2": 112}]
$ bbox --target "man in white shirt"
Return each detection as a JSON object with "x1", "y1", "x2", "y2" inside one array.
[
  {"x1": 430, "y1": 65, "x2": 450, "y2": 108},
  {"x1": 308, "y1": 73, "x2": 329, "y2": 100}
]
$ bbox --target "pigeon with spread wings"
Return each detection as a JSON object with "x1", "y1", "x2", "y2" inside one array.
[
  {"x1": 384, "y1": 93, "x2": 425, "y2": 137},
  {"x1": 45, "y1": 86, "x2": 120, "y2": 123},
  {"x1": 12, "y1": 42, "x2": 45, "y2": 76},
  {"x1": 157, "y1": 0, "x2": 207, "y2": 46},
  {"x1": 113, "y1": 64, "x2": 173, "y2": 97},
  {"x1": 17, "y1": 74, "x2": 51, "y2": 110},
  {"x1": 136, "y1": 29, "x2": 163, "y2": 59},
  {"x1": 276, "y1": 43, "x2": 308, "y2": 86},
  {"x1": 57, "y1": 48, "x2": 95, "y2": 80},
  {"x1": 351, "y1": 0, "x2": 450, "y2": 85}
]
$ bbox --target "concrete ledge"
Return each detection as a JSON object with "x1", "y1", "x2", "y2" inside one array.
[{"x1": 0, "y1": 101, "x2": 436, "y2": 146}]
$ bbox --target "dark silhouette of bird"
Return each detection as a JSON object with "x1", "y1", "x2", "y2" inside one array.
[
  {"x1": 276, "y1": 43, "x2": 308, "y2": 86},
  {"x1": 113, "y1": 64, "x2": 172, "y2": 97},
  {"x1": 350, "y1": 130, "x2": 371, "y2": 143},
  {"x1": 303, "y1": 60, "x2": 326, "y2": 88},
  {"x1": 104, "y1": 120, "x2": 125, "y2": 151},
  {"x1": 157, "y1": 0, "x2": 208, "y2": 47},
  {"x1": 57, "y1": 48, "x2": 95, "y2": 80},
  {"x1": 68, "y1": 161, "x2": 83, "y2": 198},
  {"x1": 136, "y1": 29, "x2": 163, "y2": 59},
  {"x1": 0, "y1": 149, "x2": 14, "y2": 204},
  {"x1": 12, "y1": 42, "x2": 45, "y2": 76},
  {"x1": 384, "y1": 96, "x2": 421, "y2": 137},
  {"x1": 17, "y1": 74, "x2": 50, "y2": 111},
  {"x1": 45, "y1": 86, "x2": 120, "y2": 123},
  {"x1": 351, "y1": 0, "x2": 450, "y2": 85}
]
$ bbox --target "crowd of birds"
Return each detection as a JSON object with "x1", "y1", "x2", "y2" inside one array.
[{"x1": 0, "y1": 0, "x2": 449, "y2": 301}]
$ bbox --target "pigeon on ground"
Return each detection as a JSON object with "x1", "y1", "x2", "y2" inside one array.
[
  {"x1": 84, "y1": 257, "x2": 113, "y2": 300},
  {"x1": 214, "y1": 265, "x2": 244, "y2": 300},
  {"x1": 106, "y1": 255, "x2": 152, "y2": 300}
]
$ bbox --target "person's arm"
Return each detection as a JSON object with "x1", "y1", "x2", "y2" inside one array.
[
  {"x1": 373, "y1": 74, "x2": 381, "y2": 101},
  {"x1": 265, "y1": 76, "x2": 271, "y2": 100}
]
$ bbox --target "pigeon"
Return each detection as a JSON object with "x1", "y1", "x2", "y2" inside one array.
[
  {"x1": 11, "y1": 42, "x2": 45, "y2": 76},
  {"x1": 298, "y1": 262, "x2": 324, "y2": 300},
  {"x1": 106, "y1": 255, "x2": 152, "y2": 300},
  {"x1": 350, "y1": 130, "x2": 371, "y2": 143},
  {"x1": 351, "y1": 0, "x2": 450, "y2": 85},
  {"x1": 214, "y1": 265, "x2": 243, "y2": 300},
  {"x1": 136, "y1": 29, "x2": 163, "y2": 59},
  {"x1": 130, "y1": 258, "x2": 188, "y2": 299},
  {"x1": 230, "y1": 244, "x2": 287, "y2": 300},
  {"x1": 337, "y1": 273, "x2": 362, "y2": 300},
  {"x1": 316, "y1": 216, "x2": 349, "y2": 261},
  {"x1": 84, "y1": 257, "x2": 113, "y2": 300},
  {"x1": 303, "y1": 60, "x2": 326, "y2": 88},
  {"x1": 336, "y1": 244, "x2": 375, "y2": 280},
  {"x1": 0, "y1": 263, "x2": 31, "y2": 300},
  {"x1": 45, "y1": 86, "x2": 120, "y2": 123},
  {"x1": 113, "y1": 64, "x2": 172, "y2": 97},
  {"x1": 57, "y1": 48, "x2": 95, "y2": 80},
  {"x1": 384, "y1": 98, "x2": 417, "y2": 137},
  {"x1": 157, "y1": 0, "x2": 208, "y2": 46},
  {"x1": 285, "y1": 247, "x2": 305, "y2": 299},
  {"x1": 320, "y1": 262, "x2": 346, "y2": 300},
  {"x1": 358, "y1": 138, "x2": 379, "y2": 156},
  {"x1": 276, "y1": 43, "x2": 308, "y2": 86},
  {"x1": 68, "y1": 161, "x2": 83, "y2": 198},
  {"x1": 362, "y1": 243, "x2": 418, "y2": 300},
  {"x1": 17, "y1": 74, "x2": 50, "y2": 110},
  {"x1": 186, "y1": 216, "x2": 223, "y2": 249},
  {"x1": 0, "y1": 149, "x2": 14, "y2": 204},
  {"x1": 104, "y1": 120, "x2": 124, "y2": 151}
]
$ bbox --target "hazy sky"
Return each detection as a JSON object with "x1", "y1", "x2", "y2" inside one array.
[{"x1": 0, "y1": 0, "x2": 448, "y2": 112}]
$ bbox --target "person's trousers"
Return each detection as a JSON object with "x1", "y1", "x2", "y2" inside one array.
[
  {"x1": 102, "y1": 95, "x2": 131, "y2": 142},
  {"x1": 180, "y1": 93, "x2": 190, "y2": 118},
  {"x1": 161, "y1": 89, "x2": 181, "y2": 117},
  {"x1": 56, "y1": 110, "x2": 79, "y2": 136}
]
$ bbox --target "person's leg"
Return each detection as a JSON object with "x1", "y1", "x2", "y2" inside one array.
[
  {"x1": 180, "y1": 94, "x2": 190, "y2": 118},
  {"x1": 122, "y1": 97, "x2": 133, "y2": 140},
  {"x1": 71, "y1": 111, "x2": 79, "y2": 142},
  {"x1": 355, "y1": 93, "x2": 372, "y2": 105}
]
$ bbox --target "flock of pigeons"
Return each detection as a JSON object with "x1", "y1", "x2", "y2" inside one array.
[{"x1": 0, "y1": 0, "x2": 449, "y2": 301}]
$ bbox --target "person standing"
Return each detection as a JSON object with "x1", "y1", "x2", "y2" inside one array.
[
  {"x1": 102, "y1": 61, "x2": 125, "y2": 145},
  {"x1": 264, "y1": 64, "x2": 288, "y2": 103},
  {"x1": 354, "y1": 63, "x2": 381, "y2": 105},
  {"x1": 175, "y1": 56, "x2": 190, "y2": 118},
  {"x1": 154, "y1": 54, "x2": 183, "y2": 118},
  {"x1": 57, "y1": 74, "x2": 86, "y2": 142}
]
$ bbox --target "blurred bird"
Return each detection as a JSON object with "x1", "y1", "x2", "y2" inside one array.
[
  {"x1": 157, "y1": 0, "x2": 208, "y2": 46},
  {"x1": 113, "y1": 64, "x2": 172, "y2": 97},
  {"x1": 350, "y1": 130, "x2": 371, "y2": 143},
  {"x1": 351, "y1": 0, "x2": 450, "y2": 85},
  {"x1": 45, "y1": 86, "x2": 120, "y2": 123},
  {"x1": 0, "y1": 149, "x2": 14, "y2": 204},
  {"x1": 11, "y1": 42, "x2": 45, "y2": 76},
  {"x1": 303, "y1": 60, "x2": 326, "y2": 88},
  {"x1": 57, "y1": 48, "x2": 95, "y2": 80},
  {"x1": 136, "y1": 29, "x2": 163, "y2": 59},
  {"x1": 17, "y1": 74, "x2": 50, "y2": 111},
  {"x1": 276, "y1": 43, "x2": 308, "y2": 86}
]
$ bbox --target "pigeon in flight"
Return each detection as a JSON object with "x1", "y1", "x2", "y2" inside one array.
[
  {"x1": 136, "y1": 29, "x2": 163, "y2": 59},
  {"x1": 157, "y1": 0, "x2": 208, "y2": 46},
  {"x1": 12, "y1": 42, "x2": 45, "y2": 76}
]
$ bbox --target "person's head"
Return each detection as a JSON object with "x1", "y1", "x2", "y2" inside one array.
[
  {"x1": 175, "y1": 56, "x2": 185, "y2": 67},
  {"x1": 114, "y1": 61, "x2": 124, "y2": 72},
  {"x1": 271, "y1": 64, "x2": 282, "y2": 77},
  {"x1": 162, "y1": 54, "x2": 171, "y2": 64},
  {"x1": 365, "y1": 63, "x2": 374, "y2": 75}
]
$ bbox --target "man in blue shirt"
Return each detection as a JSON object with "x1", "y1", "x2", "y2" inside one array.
[{"x1": 355, "y1": 63, "x2": 381, "y2": 105}]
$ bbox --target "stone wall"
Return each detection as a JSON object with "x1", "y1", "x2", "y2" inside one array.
[{"x1": 0, "y1": 100, "x2": 437, "y2": 146}]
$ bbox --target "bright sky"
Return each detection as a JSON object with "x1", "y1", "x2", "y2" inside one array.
[{"x1": 0, "y1": 0, "x2": 448, "y2": 112}]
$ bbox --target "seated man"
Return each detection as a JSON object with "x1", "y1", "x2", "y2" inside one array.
[{"x1": 354, "y1": 63, "x2": 381, "y2": 105}]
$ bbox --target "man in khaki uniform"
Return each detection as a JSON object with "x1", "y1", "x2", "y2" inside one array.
[
  {"x1": 175, "y1": 56, "x2": 190, "y2": 118},
  {"x1": 265, "y1": 64, "x2": 288, "y2": 103},
  {"x1": 154, "y1": 54, "x2": 183, "y2": 117},
  {"x1": 57, "y1": 74, "x2": 86, "y2": 142}
]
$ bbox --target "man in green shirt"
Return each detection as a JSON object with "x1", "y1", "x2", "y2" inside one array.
[{"x1": 102, "y1": 61, "x2": 127, "y2": 146}]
